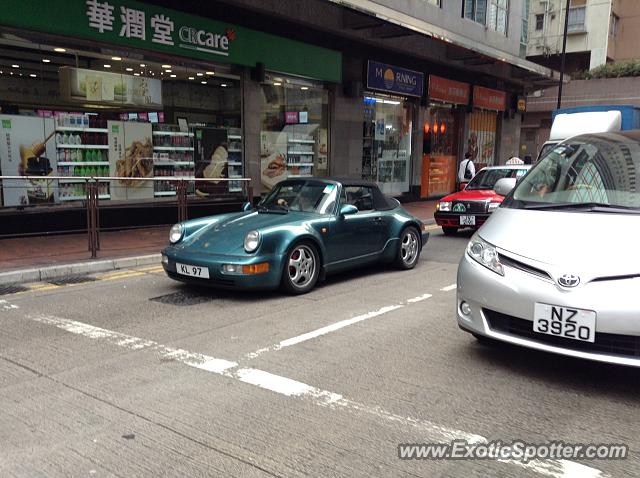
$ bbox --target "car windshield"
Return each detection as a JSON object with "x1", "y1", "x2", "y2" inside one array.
[
  {"x1": 465, "y1": 168, "x2": 529, "y2": 190},
  {"x1": 259, "y1": 181, "x2": 339, "y2": 214},
  {"x1": 504, "y1": 133, "x2": 640, "y2": 213}
]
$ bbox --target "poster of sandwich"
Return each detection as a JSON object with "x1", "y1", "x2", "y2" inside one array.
[
  {"x1": 0, "y1": 115, "x2": 57, "y2": 207},
  {"x1": 194, "y1": 127, "x2": 229, "y2": 197},
  {"x1": 108, "y1": 121, "x2": 154, "y2": 200}
]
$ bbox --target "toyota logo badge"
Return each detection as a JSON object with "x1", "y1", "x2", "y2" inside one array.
[{"x1": 558, "y1": 274, "x2": 580, "y2": 288}]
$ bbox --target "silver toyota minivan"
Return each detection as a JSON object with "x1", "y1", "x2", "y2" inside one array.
[{"x1": 457, "y1": 131, "x2": 640, "y2": 367}]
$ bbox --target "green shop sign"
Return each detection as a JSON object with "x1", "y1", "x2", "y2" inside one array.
[{"x1": 0, "y1": 0, "x2": 342, "y2": 82}]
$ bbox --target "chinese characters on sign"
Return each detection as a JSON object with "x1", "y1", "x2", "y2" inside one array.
[
  {"x1": 86, "y1": 1, "x2": 176, "y2": 47},
  {"x1": 428, "y1": 75, "x2": 470, "y2": 105},
  {"x1": 473, "y1": 86, "x2": 506, "y2": 111}
]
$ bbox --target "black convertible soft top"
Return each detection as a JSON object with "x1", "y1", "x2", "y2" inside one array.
[{"x1": 279, "y1": 177, "x2": 398, "y2": 211}]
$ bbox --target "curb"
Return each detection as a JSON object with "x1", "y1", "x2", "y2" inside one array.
[{"x1": 0, "y1": 254, "x2": 161, "y2": 286}]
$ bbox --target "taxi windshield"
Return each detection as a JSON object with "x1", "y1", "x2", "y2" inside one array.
[{"x1": 465, "y1": 168, "x2": 528, "y2": 190}]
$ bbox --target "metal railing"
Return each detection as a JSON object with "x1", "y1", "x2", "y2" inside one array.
[{"x1": 0, "y1": 176, "x2": 253, "y2": 258}]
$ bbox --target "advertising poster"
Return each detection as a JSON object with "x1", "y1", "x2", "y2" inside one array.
[
  {"x1": 260, "y1": 131, "x2": 287, "y2": 191},
  {"x1": 194, "y1": 127, "x2": 229, "y2": 197},
  {"x1": 317, "y1": 129, "x2": 328, "y2": 171},
  {"x1": 0, "y1": 115, "x2": 57, "y2": 207},
  {"x1": 108, "y1": 121, "x2": 154, "y2": 200},
  {"x1": 466, "y1": 111, "x2": 497, "y2": 165}
]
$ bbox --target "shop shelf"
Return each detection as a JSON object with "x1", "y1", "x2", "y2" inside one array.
[
  {"x1": 153, "y1": 146, "x2": 194, "y2": 151},
  {"x1": 229, "y1": 187, "x2": 243, "y2": 192},
  {"x1": 227, "y1": 148, "x2": 242, "y2": 152},
  {"x1": 287, "y1": 174, "x2": 313, "y2": 178},
  {"x1": 286, "y1": 163, "x2": 314, "y2": 167},
  {"x1": 57, "y1": 161, "x2": 110, "y2": 166},
  {"x1": 228, "y1": 135, "x2": 242, "y2": 140},
  {"x1": 288, "y1": 139, "x2": 315, "y2": 144},
  {"x1": 56, "y1": 127, "x2": 109, "y2": 133},
  {"x1": 152, "y1": 131, "x2": 194, "y2": 137},
  {"x1": 287, "y1": 151, "x2": 314, "y2": 155},
  {"x1": 57, "y1": 144, "x2": 109, "y2": 149},
  {"x1": 153, "y1": 160, "x2": 194, "y2": 166},
  {"x1": 154, "y1": 191, "x2": 177, "y2": 197},
  {"x1": 228, "y1": 161, "x2": 242, "y2": 166},
  {"x1": 59, "y1": 194, "x2": 110, "y2": 201},
  {"x1": 58, "y1": 178, "x2": 110, "y2": 183}
]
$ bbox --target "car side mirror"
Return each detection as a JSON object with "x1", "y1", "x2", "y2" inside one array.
[
  {"x1": 494, "y1": 178, "x2": 517, "y2": 196},
  {"x1": 242, "y1": 201, "x2": 252, "y2": 212},
  {"x1": 339, "y1": 204, "x2": 358, "y2": 216}
]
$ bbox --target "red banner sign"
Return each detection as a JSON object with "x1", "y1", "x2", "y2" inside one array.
[
  {"x1": 428, "y1": 75, "x2": 470, "y2": 105},
  {"x1": 473, "y1": 86, "x2": 506, "y2": 111}
]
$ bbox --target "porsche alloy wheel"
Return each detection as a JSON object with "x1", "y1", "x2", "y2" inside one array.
[
  {"x1": 396, "y1": 227, "x2": 420, "y2": 270},
  {"x1": 282, "y1": 242, "x2": 319, "y2": 294}
]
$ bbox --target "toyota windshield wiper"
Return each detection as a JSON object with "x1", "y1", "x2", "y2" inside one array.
[{"x1": 523, "y1": 202, "x2": 640, "y2": 213}]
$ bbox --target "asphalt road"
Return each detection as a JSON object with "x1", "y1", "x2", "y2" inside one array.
[{"x1": 0, "y1": 228, "x2": 638, "y2": 478}]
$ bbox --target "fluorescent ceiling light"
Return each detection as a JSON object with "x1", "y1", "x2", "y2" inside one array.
[
  {"x1": 201, "y1": 81, "x2": 207, "y2": 84},
  {"x1": 205, "y1": 71, "x2": 215, "y2": 75},
  {"x1": 42, "y1": 59, "x2": 51, "y2": 63},
  {"x1": 170, "y1": 74, "x2": 177, "y2": 78},
  {"x1": 11, "y1": 64, "x2": 19, "y2": 68},
  {"x1": 134, "y1": 73, "x2": 140, "y2": 76},
  {"x1": 196, "y1": 72, "x2": 204, "y2": 77},
  {"x1": 111, "y1": 56, "x2": 122, "y2": 61},
  {"x1": 54, "y1": 47, "x2": 66, "y2": 52},
  {"x1": 140, "y1": 63, "x2": 146, "y2": 67},
  {"x1": 188, "y1": 76, "x2": 195, "y2": 80},
  {"x1": 161, "y1": 64, "x2": 171, "y2": 69},
  {"x1": 221, "y1": 83, "x2": 227, "y2": 87},
  {"x1": 103, "y1": 64, "x2": 111, "y2": 68},
  {"x1": 29, "y1": 73, "x2": 37, "y2": 78}
]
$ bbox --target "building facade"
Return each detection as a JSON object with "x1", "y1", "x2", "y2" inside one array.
[
  {"x1": 522, "y1": 0, "x2": 640, "y2": 157},
  {"x1": 0, "y1": 0, "x2": 554, "y2": 235}
]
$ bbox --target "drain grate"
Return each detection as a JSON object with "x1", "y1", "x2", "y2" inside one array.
[
  {"x1": 149, "y1": 290, "x2": 215, "y2": 306},
  {"x1": 48, "y1": 275, "x2": 98, "y2": 286},
  {"x1": 0, "y1": 284, "x2": 29, "y2": 296}
]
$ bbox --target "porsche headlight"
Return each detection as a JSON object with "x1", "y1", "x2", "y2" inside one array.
[
  {"x1": 244, "y1": 230, "x2": 260, "y2": 252},
  {"x1": 169, "y1": 223, "x2": 183, "y2": 244},
  {"x1": 466, "y1": 233, "x2": 504, "y2": 276},
  {"x1": 437, "y1": 201, "x2": 452, "y2": 212}
]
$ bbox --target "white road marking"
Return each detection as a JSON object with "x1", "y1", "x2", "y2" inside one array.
[
  {"x1": 245, "y1": 304, "x2": 405, "y2": 360},
  {"x1": 25, "y1": 314, "x2": 606, "y2": 478},
  {"x1": 0, "y1": 299, "x2": 19, "y2": 310},
  {"x1": 407, "y1": 293, "x2": 433, "y2": 303},
  {"x1": 30, "y1": 315, "x2": 237, "y2": 373},
  {"x1": 440, "y1": 284, "x2": 457, "y2": 292}
]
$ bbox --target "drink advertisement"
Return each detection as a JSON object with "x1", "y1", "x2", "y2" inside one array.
[
  {"x1": 194, "y1": 127, "x2": 229, "y2": 197},
  {"x1": 0, "y1": 115, "x2": 57, "y2": 207},
  {"x1": 108, "y1": 121, "x2": 154, "y2": 200}
]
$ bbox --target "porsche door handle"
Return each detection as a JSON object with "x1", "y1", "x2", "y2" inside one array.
[{"x1": 373, "y1": 217, "x2": 383, "y2": 223}]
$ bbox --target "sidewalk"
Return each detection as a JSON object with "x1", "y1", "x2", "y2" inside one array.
[{"x1": 0, "y1": 200, "x2": 437, "y2": 283}]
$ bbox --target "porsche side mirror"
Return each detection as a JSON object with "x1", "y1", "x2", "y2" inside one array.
[
  {"x1": 242, "y1": 201, "x2": 253, "y2": 212},
  {"x1": 339, "y1": 204, "x2": 358, "y2": 217},
  {"x1": 494, "y1": 178, "x2": 517, "y2": 196}
]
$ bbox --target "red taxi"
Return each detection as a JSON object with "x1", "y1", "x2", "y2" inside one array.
[{"x1": 434, "y1": 165, "x2": 530, "y2": 235}]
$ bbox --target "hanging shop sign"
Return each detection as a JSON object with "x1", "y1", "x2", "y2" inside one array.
[
  {"x1": 366, "y1": 61, "x2": 424, "y2": 98},
  {"x1": 1, "y1": 0, "x2": 341, "y2": 83},
  {"x1": 428, "y1": 75, "x2": 470, "y2": 105},
  {"x1": 473, "y1": 86, "x2": 507, "y2": 111},
  {"x1": 59, "y1": 67, "x2": 163, "y2": 107}
]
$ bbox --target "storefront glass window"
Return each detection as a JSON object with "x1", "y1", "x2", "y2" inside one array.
[
  {"x1": 259, "y1": 76, "x2": 329, "y2": 191},
  {"x1": 421, "y1": 106, "x2": 460, "y2": 197},
  {"x1": 362, "y1": 95, "x2": 413, "y2": 196},
  {"x1": 0, "y1": 31, "x2": 243, "y2": 208},
  {"x1": 465, "y1": 110, "x2": 498, "y2": 168}
]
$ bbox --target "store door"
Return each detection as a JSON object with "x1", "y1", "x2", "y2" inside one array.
[{"x1": 362, "y1": 95, "x2": 413, "y2": 196}]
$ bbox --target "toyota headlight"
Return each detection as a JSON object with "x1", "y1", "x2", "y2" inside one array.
[
  {"x1": 244, "y1": 230, "x2": 260, "y2": 252},
  {"x1": 437, "y1": 201, "x2": 452, "y2": 212},
  {"x1": 466, "y1": 233, "x2": 504, "y2": 276},
  {"x1": 169, "y1": 223, "x2": 183, "y2": 244}
]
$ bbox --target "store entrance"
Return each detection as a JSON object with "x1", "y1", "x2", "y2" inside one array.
[{"x1": 362, "y1": 94, "x2": 413, "y2": 196}]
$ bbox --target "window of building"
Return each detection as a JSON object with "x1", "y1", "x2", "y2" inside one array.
[
  {"x1": 487, "y1": 0, "x2": 509, "y2": 34},
  {"x1": 520, "y1": 0, "x2": 530, "y2": 58},
  {"x1": 610, "y1": 14, "x2": 619, "y2": 38},
  {"x1": 464, "y1": 0, "x2": 487, "y2": 25},
  {"x1": 535, "y1": 14, "x2": 544, "y2": 31},
  {"x1": 568, "y1": 6, "x2": 586, "y2": 33},
  {"x1": 259, "y1": 76, "x2": 329, "y2": 191}
]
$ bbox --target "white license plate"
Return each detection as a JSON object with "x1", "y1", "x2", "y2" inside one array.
[
  {"x1": 533, "y1": 303, "x2": 596, "y2": 343},
  {"x1": 176, "y1": 262, "x2": 210, "y2": 279},
  {"x1": 460, "y1": 215, "x2": 476, "y2": 226}
]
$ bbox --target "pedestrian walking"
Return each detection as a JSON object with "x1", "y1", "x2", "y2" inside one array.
[{"x1": 458, "y1": 152, "x2": 475, "y2": 187}]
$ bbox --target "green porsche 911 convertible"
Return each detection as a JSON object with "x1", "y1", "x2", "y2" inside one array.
[{"x1": 162, "y1": 178, "x2": 429, "y2": 294}]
